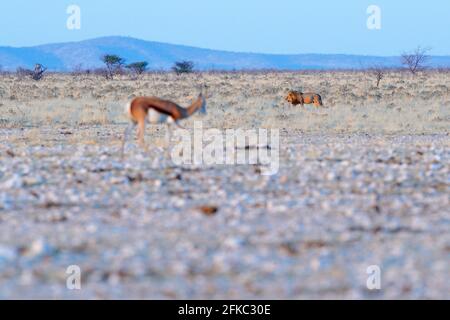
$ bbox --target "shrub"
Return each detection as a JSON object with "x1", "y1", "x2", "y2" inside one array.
[
  {"x1": 401, "y1": 46, "x2": 430, "y2": 75},
  {"x1": 172, "y1": 60, "x2": 194, "y2": 75},
  {"x1": 126, "y1": 61, "x2": 148, "y2": 79},
  {"x1": 101, "y1": 54, "x2": 125, "y2": 79},
  {"x1": 16, "y1": 64, "x2": 47, "y2": 81}
]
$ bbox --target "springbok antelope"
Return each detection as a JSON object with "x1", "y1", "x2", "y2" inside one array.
[
  {"x1": 285, "y1": 90, "x2": 323, "y2": 107},
  {"x1": 121, "y1": 86, "x2": 207, "y2": 157}
]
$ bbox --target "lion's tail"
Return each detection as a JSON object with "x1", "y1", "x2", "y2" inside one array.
[{"x1": 317, "y1": 94, "x2": 323, "y2": 106}]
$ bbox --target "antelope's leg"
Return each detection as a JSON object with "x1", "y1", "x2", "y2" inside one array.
[
  {"x1": 175, "y1": 121, "x2": 186, "y2": 130},
  {"x1": 165, "y1": 123, "x2": 172, "y2": 147},
  {"x1": 137, "y1": 120, "x2": 146, "y2": 149},
  {"x1": 121, "y1": 122, "x2": 136, "y2": 158},
  {"x1": 165, "y1": 123, "x2": 172, "y2": 157}
]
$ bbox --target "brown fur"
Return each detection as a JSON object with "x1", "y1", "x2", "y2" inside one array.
[
  {"x1": 128, "y1": 95, "x2": 204, "y2": 123},
  {"x1": 285, "y1": 90, "x2": 323, "y2": 107}
]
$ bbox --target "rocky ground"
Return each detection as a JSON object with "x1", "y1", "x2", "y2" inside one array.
[{"x1": 0, "y1": 126, "x2": 448, "y2": 299}]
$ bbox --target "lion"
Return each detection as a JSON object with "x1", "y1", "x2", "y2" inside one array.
[{"x1": 285, "y1": 90, "x2": 323, "y2": 107}]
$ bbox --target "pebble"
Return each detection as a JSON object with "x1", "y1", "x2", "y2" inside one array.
[
  {"x1": 0, "y1": 245, "x2": 17, "y2": 263},
  {"x1": 0, "y1": 131, "x2": 448, "y2": 299}
]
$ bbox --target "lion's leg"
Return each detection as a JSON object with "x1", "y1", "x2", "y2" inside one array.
[{"x1": 316, "y1": 95, "x2": 323, "y2": 107}]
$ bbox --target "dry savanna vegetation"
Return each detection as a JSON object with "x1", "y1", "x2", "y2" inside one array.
[
  {"x1": 0, "y1": 70, "x2": 448, "y2": 299},
  {"x1": 0, "y1": 71, "x2": 449, "y2": 142}
]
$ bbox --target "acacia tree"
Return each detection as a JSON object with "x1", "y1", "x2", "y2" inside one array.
[
  {"x1": 101, "y1": 54, "x2": 125, "y2": 79},
  {"x1": 126, "y1": 61, "x2": 148, "y2": 79},
  {"x1": 369, "y1": 65, "x2": 386, "y2": 87},
  {"x1": 172, "y1": 60, "x2": 194, "y2": 75},
  {"x1": 32, "y1": 64, "x2": 47, "y2": 81},
  {"x1": 401, "y1": 46, "x2": 430, "y2": 75}
]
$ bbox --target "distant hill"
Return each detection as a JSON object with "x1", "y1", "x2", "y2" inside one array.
[{"x1": 1, "y1": 36, "x2": 450, "y2": 72}]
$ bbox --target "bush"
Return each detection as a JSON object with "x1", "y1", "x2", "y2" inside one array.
[
  {"x1": 126, "y1": 61, "x2": 148, "y2": 79},
  {"x1": 16, "y1": 64, "x2": 47, "y2": 81},
  {"x1": 16, "y1": 67, "x2": 33, "y2": 79},
  {"x1": 369, "y1": 65, "x2": 386, "y2": 87},
  {"x1": 401, "y1": 46, "x2": 430, "y2": 75},
  {"x1": 32, "y1": 64, "x2": 47, "y2": 81},
  {"x1": 172, "y1": 60, "x2": 194, "y2": 75},
  {"x1": 71, "y1": 64, "x2": 85, "y2": 77},
  {"x1": 101, "y1": 54, "x2": 125, "y2": 79},
  {"x1": 92, "y1": 68, "x2": 110, "y2": 79}
]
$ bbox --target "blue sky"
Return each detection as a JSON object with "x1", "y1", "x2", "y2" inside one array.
[{"x1": 0, "y1": 0, "x2": 449, "y2": 55}]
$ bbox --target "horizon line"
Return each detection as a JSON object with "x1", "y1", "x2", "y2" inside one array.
[{"x1": 2, "y1": 35, "x2": 450, "y2": 58}]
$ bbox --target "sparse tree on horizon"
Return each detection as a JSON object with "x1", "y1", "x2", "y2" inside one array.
[
  {"x1": 32, "y1": 64, "x2": 47, "y2": 81},
  {"x1": 172, "y1": 60, "x2": 194, "y2": 75},
  {"x1": 71, "y1": 63, "x2": 85, "y2": 78},
  {"x1": 369, "y1": 65, "x2": 386, "y2": 87},
  {"x1": 126, "y1": 61, "x2": 148, "y2": 79},
  {"x1": 401, "y1": 46, "x2": 430, "y2": 75},
  {"x1": 16, "y1": 64, "x2": 47, "y2": 81},
  {"x1": 101, "y1": 54, "x2": 125, "y2": 79}
]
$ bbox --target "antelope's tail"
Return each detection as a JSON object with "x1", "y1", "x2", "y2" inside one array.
[{"x1": 125, "y1": 101, "x2": 132, "y2": 118}]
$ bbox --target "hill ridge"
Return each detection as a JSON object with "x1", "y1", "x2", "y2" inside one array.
[{"x1": 1, "y1": 36, "x2": 450, "y2": 71}]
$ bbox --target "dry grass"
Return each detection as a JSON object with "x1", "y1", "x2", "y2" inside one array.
[
  {"x1": 0, "y1": 71, "x2": 448, "y2": 299},
  {"x1": 0, "y1": 71, "x2": 449, "y2": 138}
]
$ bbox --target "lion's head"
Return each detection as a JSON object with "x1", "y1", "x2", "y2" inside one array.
[{"x1": 285, "y1": 91, "x2": 302, "y2": 105}]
